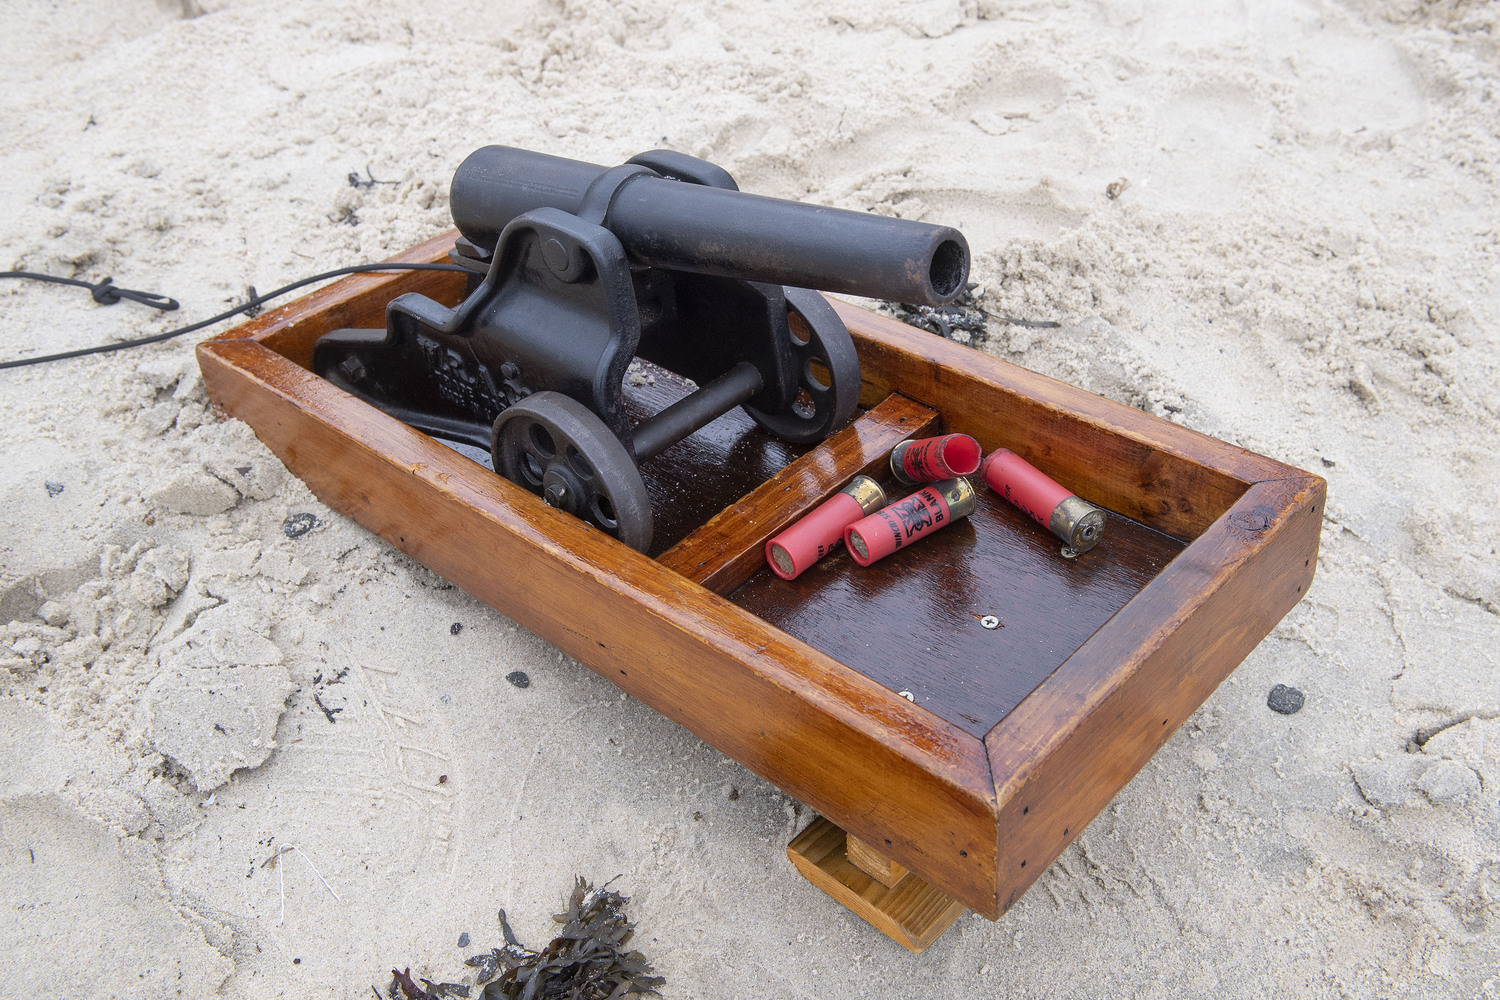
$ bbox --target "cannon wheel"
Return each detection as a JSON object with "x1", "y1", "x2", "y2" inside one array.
[
  {"x1": 745, "y1": 287, "x2": 861, "y2": 444},
  {"x1": 490, "y1": 392, "x2": 654, "y2": 552}
]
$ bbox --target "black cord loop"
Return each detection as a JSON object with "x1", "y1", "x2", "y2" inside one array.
[
  {"x1": 88, "y1": 276, "x2": 180, "y2": 311},
  {"x1": 2, "y1": 270, "x2": 180, "y2": 312}
]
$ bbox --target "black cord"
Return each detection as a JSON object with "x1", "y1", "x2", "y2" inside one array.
[{"x1": 0, "y1": 263, "x2": 470, "y2": 371}]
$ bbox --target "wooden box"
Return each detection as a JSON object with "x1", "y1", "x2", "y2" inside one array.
[{"x1": 197, "y1": 232, "x2": 1324, "y2": 951}]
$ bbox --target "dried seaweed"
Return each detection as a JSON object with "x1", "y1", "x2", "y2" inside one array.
[
  {"x1": 391, "y1": 969, "x2": 471, "y2": 999},
  {"x1": 482, "y1": 879, "x2": 664, "y2": 1000},
  {"x1": 390, "y1": 969, "x2": 436, "y2": 1000},
  {"x1": 882, "y1": 282, "x2": 990, "y2": 347},
  {"x1": 463, "y1": 909, "x2": 534, "y2": 987},
  {"x1": 387, "y1": 878, "x2": 663, "y2": 1000}
]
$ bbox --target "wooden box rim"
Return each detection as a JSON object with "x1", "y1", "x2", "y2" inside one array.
[{"x1": 196, "y1": 231, "x2": 1324, "y2": 919}]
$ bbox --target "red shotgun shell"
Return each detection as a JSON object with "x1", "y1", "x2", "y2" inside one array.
[
  {"x1": 766, "y1": 476, "x2": 887, "y2": 580},
  {"x1": 889, "y1": 433, "x2": 983, "y2": 484},
  {"x1": 843, "y1": 478, "x2": 978, "y2": 566},
  {"x1": 981, "y1": 449, "x2": 1106, "y2": 553}
]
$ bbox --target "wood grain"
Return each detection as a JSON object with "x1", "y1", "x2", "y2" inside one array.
[
  {"x1": 789, "y1": 818, "x2": 967, "y2": 953},
  {"x1": 983, "y1": 475, "x2": 1325, "y2": 914},
  {"x1": 847, "y1": 833, "x2": 911, "y2": 889},
  {"x1": 198, "y1": 228, "x2": 1326, "y2": 935},
  {"x1": 658, "y1": 393, "x2": 940, "y2": 592},
  {"x1": 197, "y1": 334, "x2": 1001, "y2": 916}
]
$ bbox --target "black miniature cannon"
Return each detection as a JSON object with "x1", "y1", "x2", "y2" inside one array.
[{"x1": 313, "y1": 145, "x2": 970, "y2": 552}]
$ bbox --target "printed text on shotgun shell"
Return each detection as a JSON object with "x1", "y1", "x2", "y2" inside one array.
[
  {"x1": 889, "y1": 433, "x2": 982, "y2": 484},
  {"x1": 843, "y1": 478, "x2": 977, "y2": 566}
]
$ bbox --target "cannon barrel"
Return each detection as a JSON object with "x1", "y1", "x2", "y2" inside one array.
[{"x1": 450, "y1": 145, "x2": 970, "y2": 307}]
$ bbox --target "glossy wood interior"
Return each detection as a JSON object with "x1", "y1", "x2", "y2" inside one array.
[
  {"x1": 198, "y1": 229, "x2": 1325, "y2": 934},
  {"x1": 731, "y1": 485, "x2": 1185, "y2": 738},
  {"x1": 622, "y1": 365, "x2": 814, "y2": 557}
]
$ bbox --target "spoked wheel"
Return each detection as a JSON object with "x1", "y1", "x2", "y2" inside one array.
[
  {"x1": 490, "y1": 392, "x2": 654, "y2": 552},
  {"x1": 744, "y1": 286, "x2": 861, "y2": 444}
]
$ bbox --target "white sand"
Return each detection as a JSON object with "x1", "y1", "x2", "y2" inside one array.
[{"x1": 2, "y1": 0, "x2": 1498, "y2": 996}]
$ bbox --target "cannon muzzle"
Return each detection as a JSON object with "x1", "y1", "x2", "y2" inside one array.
[{"x1": 450, "y1": 145, "x2": 969, "y2": 307}]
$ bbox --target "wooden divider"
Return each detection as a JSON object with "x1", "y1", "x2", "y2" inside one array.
[{"x1": 658, "y1": 394, "x2": 939, "y2": 592}]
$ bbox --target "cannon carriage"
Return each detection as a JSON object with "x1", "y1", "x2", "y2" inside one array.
[{"x1": 313, "y1": 145, "x2": 970, "y2": 551}]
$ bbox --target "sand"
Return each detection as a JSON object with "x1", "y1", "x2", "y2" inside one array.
[{"x1": 2, "y1": 0, "x2": 1498, "y2": 996}]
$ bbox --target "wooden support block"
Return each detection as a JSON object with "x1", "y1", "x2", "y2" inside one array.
[
  {"x1": 788, "y1": 817, "x2": 968, "y2": 954},
  {"x1": 846, "y1": 833, "x2": 910, "y2": 889}
]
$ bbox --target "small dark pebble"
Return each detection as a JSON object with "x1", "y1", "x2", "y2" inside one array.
[
  {"x1": 505, "y1": 671, "x2": 531, "y2": 689},
  {"x1": 44, "y1": 481, "x2": 64, "y2": 497},
  {"x1": 450, "y1": 622, "x2": 463, "y2": 635},
  {"x1": 457, "y1": 931, "x2": 470, "y2": 948},
  {"x1": 1268, "y1": 683, "x2": 1305, "y2": 715},
  {"x1": 293, "y1": 958, "x2": 301, "y2": 965},
  {"x1": 283, "y1": 512, "x2": 317, "y2": 538}
]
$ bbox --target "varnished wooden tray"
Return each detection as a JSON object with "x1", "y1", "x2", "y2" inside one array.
[{"x1": 197, "y1": 231, "x2": 1324, "y2": 951}]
